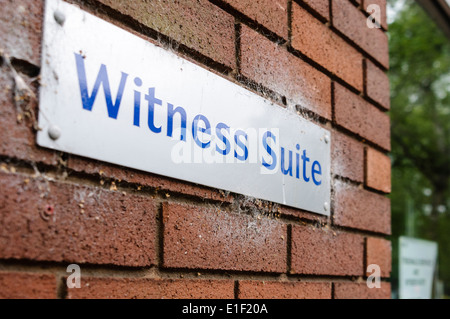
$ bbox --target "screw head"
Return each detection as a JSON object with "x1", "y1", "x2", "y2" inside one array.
[
  {"x1": 323, "y1": 202, "x2": 329, "y2": 211},
  {"x1": 48, "y1": 125, "x2": 61, "y2": 140},
  {"x1": 54, "y1": 10, "x2": 65, "y2": 26},
  {"x1": 324, "y1": 134, "x2": 330, "y2": 144}
]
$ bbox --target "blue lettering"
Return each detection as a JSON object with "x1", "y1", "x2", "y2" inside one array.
[
  {"x1": 145, "y1": 88, "x2": 162, "y2": 133},
  {"x1": 301, "y1": 150, "x2": 310, "y2": 182},
  {"x1": 312, "y1": 161, "x2": 322, "y2": 185},
  {"x1": 281, "y1": 147, "x2": 293, "y2": 176},
  {"x1": 167, "y1": 103, "x2": 187, "y2": 141},
  {"x1": 133, "y1": 77, "x2": 142, "y2": 126},
  {"x1": 234, "y1": 130, "x2": 248, "y2": 161},
  {"x1": 74, "y1": 53, "x2": 128, "y2": 119},
  {"x1": 192, "y1": 114, "x2": 211, "y2": 148},
  {"x1": 262, "y1": 131, "x2": 277, "y2": 170},
  {"x1": 73, "y1": 58, "x2": 324, "y2": 189},
  {"x1": 215, "y1": 123, "x2": 231, "y2": 155}
]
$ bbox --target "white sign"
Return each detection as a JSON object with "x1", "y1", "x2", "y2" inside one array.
[
  {"x1": 38, "y1": 0, "x2": 331, "y2": 215},
  {"x1": 399, "y1": 236, "x2": 438, "y2": 299}
]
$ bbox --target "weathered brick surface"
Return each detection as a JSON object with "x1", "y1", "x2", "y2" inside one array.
[
  {"x1": 291, "y1": 225, "x2": 364, "y2": 276},
  {"x1": 218, "y1": 0, "x2": 288, "y2": 38},
  {"x1": 331, "y1": 130, "x2": 365, "y2": 182},
  {"x1": 95, "y1": 0, "x2": 236, "y2": 68},
  {"x1": 68, "y1": 277, "x2": 234, "y2": 299},
  {"x1": 302, "y1": 0, "x2": 330, "y2": 20},
  {"x1": 366, "y1": 237, "x2": 391, "y2": 278},
  {"x1": 334, "y1": 180, "x2": 391, "y2": 234},
  {"x1": 334, "y1": 82, "x2": 390, "y2": 151},
  {"x1": 332, "y1": 0, "x2": 389, "y2": 69},
  {"x1": 0, "y1": 172, "x2": 157, "y2": 267},
  {"x1": 240, "y1": 26, "x2": 332, "y2": 119},
  {"x1": 366, "y1": 60, "x2": 391, "y2": 110},
  {"x1": 162, "y1": 202, "x2": 287, "y2": 273},
  {"x1": 334, "y1": 282, "x2": 391, "y2": 299},
  {"x1": 67, "y1": 156, "x2": 233, "y2": 203},
  {"x1": 292, "y1": 3, "x2": 363, "y2": 91},
  {"x1": 238, "y1": 281, "x2": 331, "y2": 299},
  {"x1": 0, "y1": 0, "x2": 44, "y2": 65},
  {"x1": 0, "y1": 272, "x2": 57, "y2": 299},
  {"x1": 0, "y1": 67, "x2": 58, "y2": 166},
  {"x1": 366, "y1": 147, "x2": 391, "y2": 193},
  {"x1": 364, "y1": 0, "x2": 388, "y2": 30}
]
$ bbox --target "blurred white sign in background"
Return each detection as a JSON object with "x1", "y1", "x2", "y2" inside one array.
[{"x1": 399, "y1": 236, "x2": 438, "y2": 299}]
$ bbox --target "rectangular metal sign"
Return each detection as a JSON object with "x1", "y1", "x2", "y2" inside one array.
[
  {"x1": 38, "y1": 0, "x2": 331, "y2": 215},
  {"x1": 399, "y1": 237, "x2": 438, "y2": 299}
]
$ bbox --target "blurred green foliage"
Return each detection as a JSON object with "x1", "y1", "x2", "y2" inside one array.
[{"x1": 388, "y1": 0, "x2": 450, "y2": 296}]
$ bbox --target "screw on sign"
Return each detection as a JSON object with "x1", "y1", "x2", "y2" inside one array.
[
  {"x1": 54, "y1": 10, "x2": 65, "y2": 26},
  {"x1": 48, "y1": 125, "x2": 61, "y2": 140}
]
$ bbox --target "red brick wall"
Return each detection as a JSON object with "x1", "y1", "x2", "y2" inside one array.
[{"x1": 0, "y1": 0, "x2": 391, "y2": 299}]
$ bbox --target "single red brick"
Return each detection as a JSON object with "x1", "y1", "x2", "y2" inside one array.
[
  {"x1": 162, "y1": 202, "x2": 287, "y2": 273},
  {"x1": 364, "y1": 0, "x2": 388, "y2": 30},
  {"x1": 0, "y1": 67, "x2": 59, "y2": 165},
  {"x1": 95, "y1": 0, "x2": 235, "y2": 68},
  {"x1": 334, "y1": 180, "x2": 391, "y2": 234},
  {"x1": 366, "y1": 60, "x2": 391, "y2": 110},
  {"x1": 219, "y1": 0, "x2": 288, "y2": 38},
  {"x1": 67, "y1": 155, "x2": 233, "y2": 203},
  {"x1": 366, "y1": 147, "x2": 391, "y2": 193},
  {"x1": 0, "y1": 272, "x2": 57, "y2": 299},
  {"x1": 0, "y1": 172, "x2": 157, "y2": 267},
  {"x1": 291, "y1": 225, "x2": 364, "y2": 276},
  {"x1": 302, "y1": 0, "x2": 330, "y2": 20},
  {"x1": 67, "y1": 277, "x2": 234, "y2": 299},
  {"x1": 331, "y1": 130, "x2": 365, "y2": 182},
  {"x1": 332, "y1": 0, "x2": 388, "y2": 69},
  {"x1": 240, "y1": 26, "x2": 332, "y2": 119},
  {"x1": 334, "y1": 282, "x2": 391, "y2": 299},
  {"x1": 238, "y1": 281, "x2": 331, "y2": 299},
  {"x1": 292, "y1": 3, "x2": 363, "y2": 91},
  {"x1": 0, "y1": 0, "x2": 44, "y2": 65},
  {"x1": 366, "y1": 237, "x2": 391, "y2": 278},
  {"x1": 334, "y1": 82, "x2": 390, "y2": 151}
]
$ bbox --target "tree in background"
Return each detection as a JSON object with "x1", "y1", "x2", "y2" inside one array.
[{"x1": 388, "y1": 0, "x2": 450, "y2": 295}]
